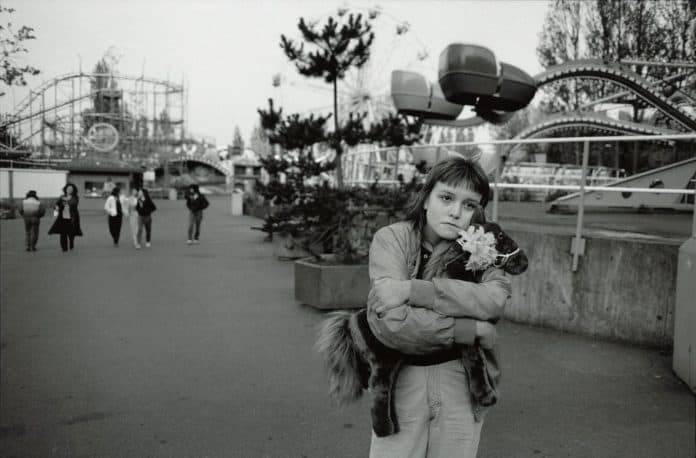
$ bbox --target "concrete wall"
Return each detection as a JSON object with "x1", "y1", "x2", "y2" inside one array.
[
  {"x1": 0, "y1": 168, "x2": 68, "y2": 199},
  {"x1": 505, "y1": 228, "x2": 679, "y2": 349}
]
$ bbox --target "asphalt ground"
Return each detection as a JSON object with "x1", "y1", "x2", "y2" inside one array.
[{"x1": 1, "y1": 196, "x2": 694, "y2": 457}]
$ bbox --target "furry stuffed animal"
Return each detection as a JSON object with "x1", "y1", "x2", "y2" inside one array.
[{"x1": 316, "y1": 222, "x2": 528, "y2": 437}]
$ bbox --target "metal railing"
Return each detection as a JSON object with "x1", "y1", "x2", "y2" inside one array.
[{"x1": 344, "y1": 133, "x2": 696, "y2": 272}]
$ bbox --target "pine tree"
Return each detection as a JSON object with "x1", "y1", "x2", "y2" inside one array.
[
  {"x1": 232, "y1": 126, "x2": 245, "y2": 156},
  {"x1": 249, "y1": 124, "x2": 273, "y2": 158},
  {"x1": 367, "y1": 113, "x2": 422, "y2": 147},
  {"x1": 280, "y1": 12, "x2": 375, "y2": 187}
]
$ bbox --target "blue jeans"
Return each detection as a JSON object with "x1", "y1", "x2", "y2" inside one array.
[
  {"x1": 23, "y1": 217, "x2": 40, "y2": 249},
  {"x1": 369, "y1": 359, "x2": 483, "y2": 458},
  {"x1": 188, "y1": 210, "x2": 203, "y2": 240}
]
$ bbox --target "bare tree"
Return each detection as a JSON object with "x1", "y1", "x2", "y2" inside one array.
[{"x1": 0, "y1": 5, "x2": 39, "y2": 97}]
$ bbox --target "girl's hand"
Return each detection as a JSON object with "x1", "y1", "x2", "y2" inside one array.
[
  {"x1": 369, "y1": 278, "x2": 410, "y2": 316},
  {"x1": 475, "y1": 321, "x2": 497, "y2": 349}
]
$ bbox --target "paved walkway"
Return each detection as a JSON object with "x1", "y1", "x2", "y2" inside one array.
[{"x1": 1, "y1": 196, "x2": 694, "y2": 457}]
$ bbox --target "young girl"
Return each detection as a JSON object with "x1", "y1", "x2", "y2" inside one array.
[
  {"x1": 366, "y1": 157, "x2": 511, "y2": 458},
  {"x1": 48, "y1": 183, "x2": 83, "y2": 252},
  {"x1": 185, "y1": 184, "x2": 209, "y2": 244},
  {"x1": 104, "y1": 186, "x2": 124, "y2": 246},
  {"x1": 135, "y1": 188, "x2": 157, "y2": 248},
  {"x1": 126, "y1": 187, "x2": 139, "y2": 248}
]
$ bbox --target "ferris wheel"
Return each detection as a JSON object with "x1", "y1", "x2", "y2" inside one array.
[{"x1": 271, "y1": 4, "x2": 433, "y2": 125}]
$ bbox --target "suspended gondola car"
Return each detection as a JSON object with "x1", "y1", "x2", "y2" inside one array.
[
  {"x1": 391, "y1": 70, "x2": 463, "y2": 120},
  {"x1": 476, "y1": 62, "x2": 537, "y2": 112},
  {"x1": 438, "y1": 43, "x2": 499, "y2": 105}
]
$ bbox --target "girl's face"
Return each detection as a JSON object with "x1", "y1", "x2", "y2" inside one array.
[
  {"x1": 66, "y1": 186, "x2": 74, "y2": 196},
  {"x1": 138, "y1": 189, "x2": 144, "y2": 198},
  {"x1": 131, "y1": 188, "x2": 138, "y2": 197},
  {"x1": 423, "y1": 181, "x2": 482, "y2": 245}
]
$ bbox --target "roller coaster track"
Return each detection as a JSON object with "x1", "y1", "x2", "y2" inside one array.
[
  {"x1": 429, "y1": 60, "x2": 696, "y2": 134},
  {"x1": 4, "y1": 72, "x2": 183, "y2": 126},
  {"x1": 514, "y1": 112, "x2": 682, "y2": 140},
  {"x1": 169, "y1": 157, "x2": 232, "y2": 177},
  {"x1": 534, "y1": 60, "x2": 696, "y2": 132}
]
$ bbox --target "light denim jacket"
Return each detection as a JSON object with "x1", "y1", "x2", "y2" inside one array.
[{"x1": 367, "y1": 221, "x2": 512, "y2": 355}]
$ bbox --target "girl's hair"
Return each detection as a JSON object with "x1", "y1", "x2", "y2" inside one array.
[
  {"x1": 404, "y1": 156, "x2": 490, "y2": 233},
  {"x1": 111, "y1": 186, "x2": 121, "y2": 197},
  {"x1": 62, "y1": 183, "x2": 78, "y2": 197},
  {"x1": 141, "y1": 188, "x2": 151, "y2": 201}
]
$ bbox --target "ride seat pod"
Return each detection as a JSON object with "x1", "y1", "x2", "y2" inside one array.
[
  {"x1": 391, "y1": 70, "x2": 463, "y2": 120},
  {"x1": 438, "y1": 43, "x2": 499, "y2": 105}
]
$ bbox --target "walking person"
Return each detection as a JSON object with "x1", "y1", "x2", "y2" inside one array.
[
  {"x1": 48, "y1": 183, "x2": 83, "y2": 252},
  {"x1": 135, "y1": 188, "x2": 156, "y2": 248},
  {"x1": 19, "y1": 190, "x2": 46, "y2": 251},
  {"x1": 365, "y1": 157, "x2": 511, "y2": 458},
  {"x1": 104, "y1": 186, "x2": 124, "y2": 246},
  {"x1": 185, "y1": 184, "x2": 209, "y2": 245},
  {"x1": 125, "y1": 186, "x2": 140, "y2": 248}
]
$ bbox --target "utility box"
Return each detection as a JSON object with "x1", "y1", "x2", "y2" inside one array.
[
  {"x1": 231, "y1": 191, "x2": 243, "y2": 216},
  {"x1": 673, "y1": 236, "x2": 696, "y2": 393}
]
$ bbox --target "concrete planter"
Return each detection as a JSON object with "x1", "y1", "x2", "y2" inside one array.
[
  {"x1": 272, "y1": 233, "x2": 311, "y2": 260},
  {"x1": 294, "y1": 257, "x2": 369, "y2": 310}
]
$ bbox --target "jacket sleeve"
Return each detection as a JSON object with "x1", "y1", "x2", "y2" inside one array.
[
  {"x1": 408, "y1": 268, "x2": 511, "y2": 320},
  {"x1": 38, "y1": 202, "x2": 46, "y2": 217},
  {"x1": 104, "y1": 197, "x2": 116, "y2": 216},
  {"x1": 367, "y1": 226, "x2": 462, "y2": 355}
]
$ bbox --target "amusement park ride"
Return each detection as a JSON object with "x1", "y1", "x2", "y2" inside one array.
[
  {"x1": 1, "y1": 28, "x2": 694, "y2": 209},
  {"x1": 388, "y1": 44, "x2": 696, "y2": 211},
  {"x1": 0, "y1": 69, "x2": 235, "y2": 187}
]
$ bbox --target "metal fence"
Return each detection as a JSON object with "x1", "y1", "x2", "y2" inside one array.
[{"x1": 344, "y1": 133, "x2": 696, "y2": 272}]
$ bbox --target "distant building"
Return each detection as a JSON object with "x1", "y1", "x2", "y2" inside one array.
[
  {"x1": 225, "y1": 148, "x2": 263, "y2": 192},
  {"x1": 53, "y1": 158, "x2": 143, "y2": 197}
]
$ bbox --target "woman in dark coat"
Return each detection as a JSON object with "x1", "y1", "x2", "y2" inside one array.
[{"x1": 48, "y1": 183, "x2": 83, "y2": 252}]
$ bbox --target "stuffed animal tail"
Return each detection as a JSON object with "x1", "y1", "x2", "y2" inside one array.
[{"x1": 316, "y1": 311, "x2": 367, "y2": 403}]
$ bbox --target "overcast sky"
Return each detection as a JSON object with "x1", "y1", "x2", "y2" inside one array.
[{"x1": 4, "y1": 0, "x2": 550, "y2": 146}]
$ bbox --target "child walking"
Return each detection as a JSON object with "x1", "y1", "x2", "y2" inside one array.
[
  {"x1": 126, "y1": 187, "x2": 139, "y2": 248},
  {"x1": 48, "y1": 183, "x2": 83, "y2": 252},
  {"x1": 104, "y1": 186, "x2": 124, "y2": 246},
  {"x1": 184, "y1": 184, "x2": 209, "y2": 244},
  {"x1": 19, "y1": 190, "x2": 46, "y2": 251},
  {"x1": 136, "y1": 188, "x2": 157, "y2": 248}
]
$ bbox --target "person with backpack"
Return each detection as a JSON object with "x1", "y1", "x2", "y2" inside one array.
[
  {"x1": 184, "y1": 184, "x2": 209, "y2": 245},
  {"x1": 19, "y1": 190, "x2": 46, "y2": 251}
]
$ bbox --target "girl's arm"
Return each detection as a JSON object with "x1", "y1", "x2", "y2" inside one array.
[
  {"x1": 367, "y1": 226, "x2": 482, "y2": 355},
  {"x1": 408, "y1": 268, "x2": 510, "y2": 320}
]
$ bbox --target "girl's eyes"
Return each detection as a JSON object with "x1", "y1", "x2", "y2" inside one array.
[{"x1": 439, "y1": 195, "x2": 479, "y2": 209}]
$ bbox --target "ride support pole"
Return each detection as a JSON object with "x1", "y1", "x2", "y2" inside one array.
[
  {"x1": 492, "y1": 149, "x2": 501, "y2": 222},
  {"x1": 572, "y1": 141, "x2": 589, "y2": 272}
]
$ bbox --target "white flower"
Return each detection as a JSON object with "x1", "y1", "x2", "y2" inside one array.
[{"x1": 456, "y1": 226, "x2": 498, "y2": 271}]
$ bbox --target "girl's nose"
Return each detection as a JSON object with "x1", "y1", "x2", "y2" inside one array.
[{"x1": 449, "y1": 202, "x2": 462, "y2": 219}]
